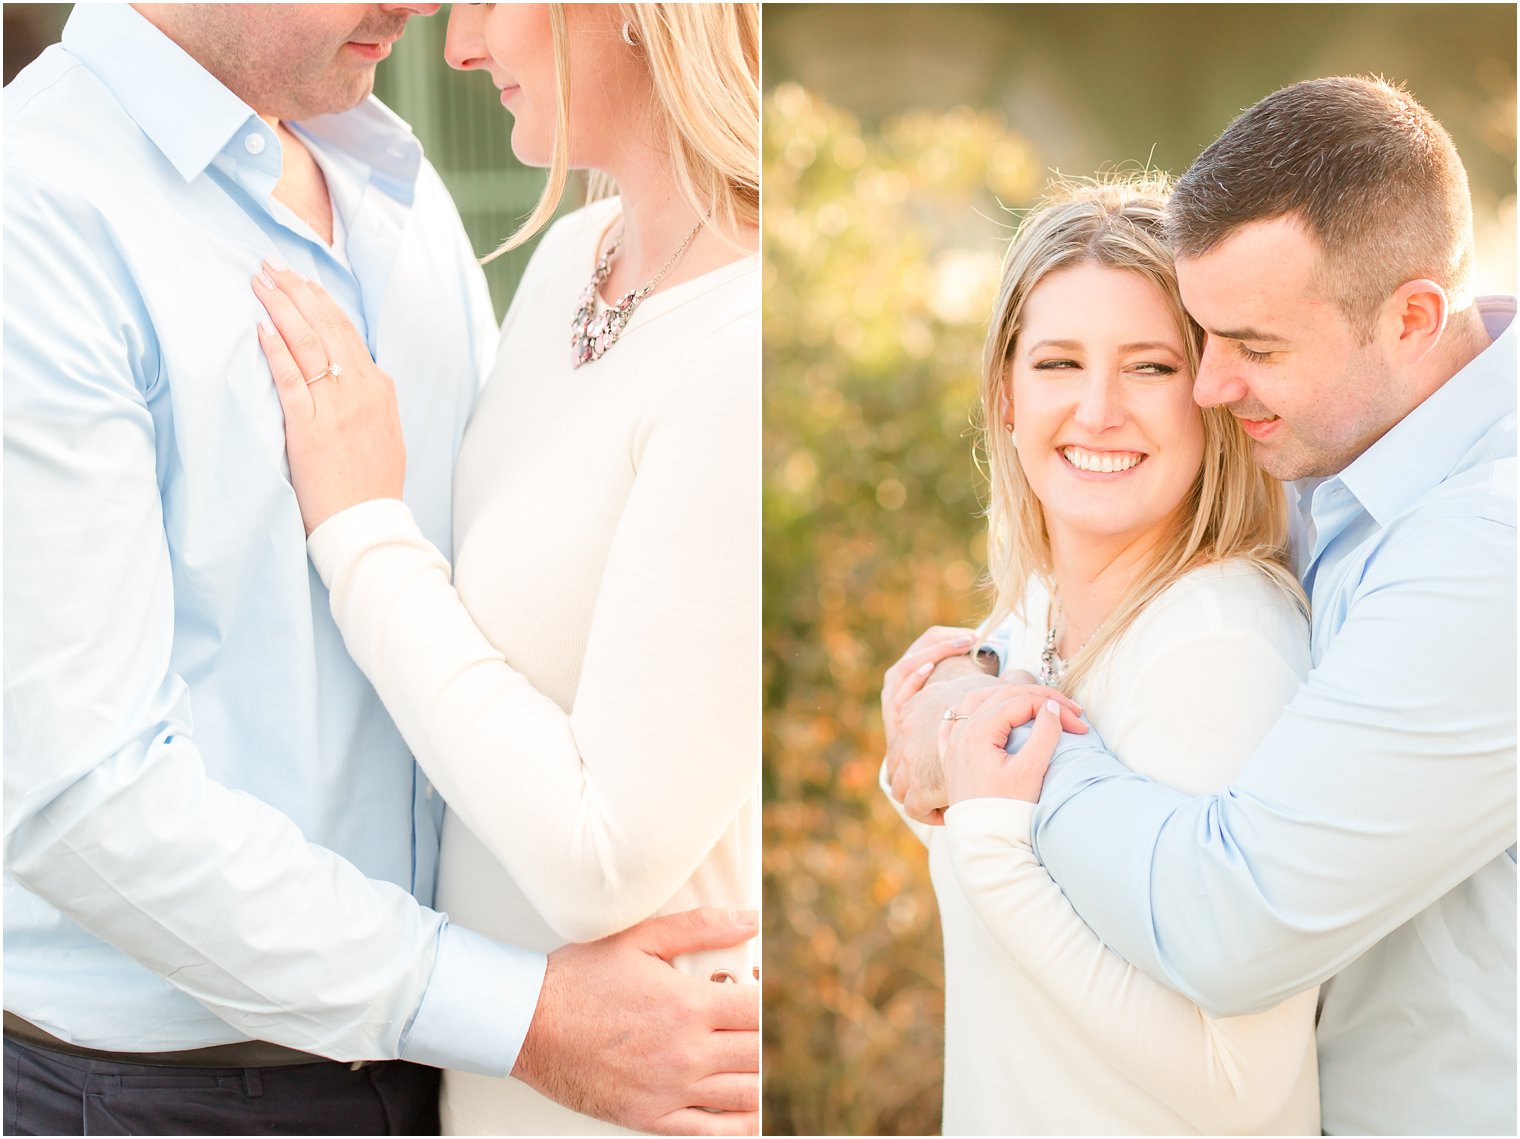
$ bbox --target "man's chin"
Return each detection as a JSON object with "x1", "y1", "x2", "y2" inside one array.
[
  {"x1": 1253, "y1": 442, "x2": 1340, "y2": 483},
  {"x1": 286, "y1": 73, "x2": 377, "y2": 120},
  {"x1": 336, "y1": 72, "x2": 378, "y2": 113}
]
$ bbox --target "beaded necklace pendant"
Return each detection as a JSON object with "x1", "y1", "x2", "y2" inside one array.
[
  {"x1": 570, "y1": 218, "x2": 705, "y2": 369},
  {"x1": 570, "y1": 240, "x2": 628, "y2": 368}
]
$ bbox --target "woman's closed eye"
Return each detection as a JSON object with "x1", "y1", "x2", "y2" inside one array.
[{"x1": 1032, "y1": 358, "x2": 1179, "y2": 377}]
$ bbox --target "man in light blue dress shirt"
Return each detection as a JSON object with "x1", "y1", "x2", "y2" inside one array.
[
  {"x1": 889, "y1": 78, "x2": 1515, "y2": 1134},
  {"x1": 4, "y1": 5, "x2": 756, "y2": 1134}
]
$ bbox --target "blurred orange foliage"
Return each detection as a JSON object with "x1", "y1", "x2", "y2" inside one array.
[{"x1": 762, "y1": 86, "x2": 1040, "y2": 1135}]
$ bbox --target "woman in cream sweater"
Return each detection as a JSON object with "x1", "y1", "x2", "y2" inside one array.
[
  {"x1": 251, "y1": 4, "x2": 758, "y2": 1134},
  {"x1": 883, "y1": 179, "x2": 1320, "y2": 1135}
]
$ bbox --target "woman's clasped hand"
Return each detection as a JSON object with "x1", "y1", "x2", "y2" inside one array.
[{"x1": 940, "y1": 679, "x2": 1087, "y2": 806}]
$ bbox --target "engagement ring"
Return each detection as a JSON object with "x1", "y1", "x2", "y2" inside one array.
[{"x1": 304, "y1": 363, "x2": 343, "y2": 385}]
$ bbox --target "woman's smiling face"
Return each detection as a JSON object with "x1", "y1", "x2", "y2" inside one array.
[{"x1": 1006, "y1": 261, "x2": 1205, "y2": 556}]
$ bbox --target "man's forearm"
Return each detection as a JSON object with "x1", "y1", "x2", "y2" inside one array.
[
  {"x1": 5, "y1": 736, "x2": 541, "y2": 1069},
  {"x1": 1030, "y1": 517, "x2": 1517, "y2": 1013}
]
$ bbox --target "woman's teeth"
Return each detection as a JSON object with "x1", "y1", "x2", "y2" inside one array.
[{"x1": 1062, "y1": 446, "x2": 1144, "y2": 473}]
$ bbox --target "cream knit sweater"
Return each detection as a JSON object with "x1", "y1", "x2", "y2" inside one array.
[{"x1": 309, "y1": 198, "x2": 759, "y2": 1135}]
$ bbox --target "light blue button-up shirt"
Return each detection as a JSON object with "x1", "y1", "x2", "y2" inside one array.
[
  {"x1": 1019, "y1": 297, "x2": 1516, "y2": 1134},
  {"x1": 4, "y1": 4, "x2": 545, "y2": 1072}
]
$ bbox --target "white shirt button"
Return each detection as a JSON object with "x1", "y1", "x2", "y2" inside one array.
[
  {"x1": 425, "y1": 781, "x2": 434, "y2": 800},
  {"x1": 244, "y1": 133, "x2": 266, "y2": 156}
]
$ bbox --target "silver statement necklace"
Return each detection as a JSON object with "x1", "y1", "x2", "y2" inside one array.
[
  {"x1": 571, "y1": 218, "x2": 704, "y2": 368},
  {"x1": 1038, "y1": 597, "x2": 1095, "y2": 686}
]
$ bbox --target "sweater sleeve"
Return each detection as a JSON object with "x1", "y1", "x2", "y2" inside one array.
[
  {"x1": 307, "y1": 327, "x2": 759, "y2": 944},
  {"x1": 943, "y1": 580, "x2": 1319, "y2": 1134}
]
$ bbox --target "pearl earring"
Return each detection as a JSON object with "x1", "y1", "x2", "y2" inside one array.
[{"x1": 1005, "y1": 422, "x2": 1018, "y2": 450}]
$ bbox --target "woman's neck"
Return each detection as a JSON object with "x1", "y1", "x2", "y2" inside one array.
[
  {"x1": 1046, "y1": 528, "x2": 1164, "y2": 659},
  {"x1": 596, "y1": 157, "x2": 756, "y2": 300}
]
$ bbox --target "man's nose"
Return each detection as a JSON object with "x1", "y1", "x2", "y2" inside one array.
[{"x1": 1193, "y1": 336, "x2": 1246, "y2": 408}]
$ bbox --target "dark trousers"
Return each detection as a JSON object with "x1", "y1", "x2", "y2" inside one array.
[{"x1": 3, "y1": 1037, "x2": 441, "y2": 1136}]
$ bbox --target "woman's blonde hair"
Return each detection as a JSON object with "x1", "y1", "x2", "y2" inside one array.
[
  {"x1": 980, "y1": 175, "x2": 1301, "y2": 696},
  {"x1": 486, "y1": 2, "x2": 759, "y2": 261}
]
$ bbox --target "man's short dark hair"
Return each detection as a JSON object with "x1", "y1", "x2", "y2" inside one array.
[{"x1": 1165, "y1": 76, "x2": 1475, "y2": 338}]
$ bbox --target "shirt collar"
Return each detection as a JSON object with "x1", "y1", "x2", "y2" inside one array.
[
  {"x1": 62, "y1": 4, "x2": 261, "y2": 182},
  {"x1": 298, "y1": 100, "x2": 423, "y2": 206},
  {"x1": 60, "y1": 5, "x2": 424, "y2": 194},
  {"x1": 1335, "y1": 295, "x2": 1517, "y2": 527}
]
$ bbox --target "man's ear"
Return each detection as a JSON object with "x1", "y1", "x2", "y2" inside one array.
[{"x1": 1382, "y1": 279, "x2": 1447, "y2": 368}]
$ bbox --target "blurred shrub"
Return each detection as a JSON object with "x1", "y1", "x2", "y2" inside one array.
[{"x1": 762, "y1": 85, "x2": 1040, "y2": 1136}]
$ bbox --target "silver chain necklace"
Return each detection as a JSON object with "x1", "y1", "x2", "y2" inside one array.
[
  {"x1": 571, "y1": 218, "x2": 703, "y2": 368},
  {"x1": 1038, "y1": 597, "x2": 1095, "y2": 686}
]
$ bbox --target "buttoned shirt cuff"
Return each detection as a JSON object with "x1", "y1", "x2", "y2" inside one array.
[
  {"x1": 307, "y1": 497, "x2": 420, "y2": 588},
  {"x1": 943, "y1": 796, "x2": 1035, "y2": 845},
  {"x1": 399, "y1": 923, "x2": 547, "y2": 1075}
]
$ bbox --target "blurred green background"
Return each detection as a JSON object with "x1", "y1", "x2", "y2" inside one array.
[
  {"x1": 2, "y1": 4, "x2": 579, "y2": 318},
  {"x1": 761, "y1": 5, "x2": 1516, "y2": 1135}
]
